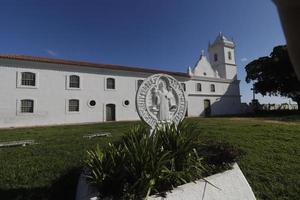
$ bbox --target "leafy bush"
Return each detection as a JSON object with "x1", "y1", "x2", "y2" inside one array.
[
  {"x1": 198, "y1": 140, "x2": 244, "y2": 174},
  {"x1": 85, "y1": 121, "x2": 241, "y2": 199},
  {"x1": 85, "y1": 122, "x2": 205, "y2": 199}
]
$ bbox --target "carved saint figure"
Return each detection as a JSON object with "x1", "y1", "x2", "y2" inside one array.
[
  {"x1": 167, "y1": 86, "x2": 176, "y2": 111},
  {"x1": 151, "y1": 87, "x2": 159, "y2": 112},
  {"x1": 136, "y1": 74, "x2": 187, "y2": 129},
  {"x1": 156, "y1": 80, "x2": 172, "y2": 121}
]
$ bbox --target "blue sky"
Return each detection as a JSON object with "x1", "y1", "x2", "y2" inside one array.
[{"x1": 0, "y1": 0, "x2": 289, "y2": 104}]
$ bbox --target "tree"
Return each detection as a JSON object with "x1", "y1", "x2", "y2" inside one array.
[{"x1": 245, "y1": 45, "x2": 300, "y2": 110}]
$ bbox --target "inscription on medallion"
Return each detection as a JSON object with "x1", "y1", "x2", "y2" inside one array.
[{"x1": 136, "y1": 74, "x2": 187, "y2": 129}]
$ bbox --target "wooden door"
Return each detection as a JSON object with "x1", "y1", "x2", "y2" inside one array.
[
  {"x1": 204, "y1": 100, "x2": 211, "y2": 116},
  {"x1": 106, "y1": 104, "x2": 116, "y2": 121}
]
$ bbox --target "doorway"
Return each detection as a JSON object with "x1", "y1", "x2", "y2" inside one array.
[
  {"x1": 106, "y1": 104, "x2": 116, "y2": 121},
  {"x1": 204, "y1": 99, "x2": 211, "y2": 116}
]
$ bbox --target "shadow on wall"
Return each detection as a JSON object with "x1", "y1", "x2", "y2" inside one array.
[
  {"x1": 0, "y1": 167, "x2": 81, "y2": 200},
  {"x1": 198, "y1": 76, "x2": 241, "y2": 117}
]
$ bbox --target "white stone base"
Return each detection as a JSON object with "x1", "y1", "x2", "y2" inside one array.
[
  {"x1": 149, "y1": 163, "x2": 256, "y2": 200},
  {"x1": 76, "y1": 163, "x2": 256, "y2": 200}
]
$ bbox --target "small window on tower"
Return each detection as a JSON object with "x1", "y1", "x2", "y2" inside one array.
[
  {"x1": 196, "y1": 83, "x2": 202, "y2": 92},
  {"x1": 228, "y1": 51, "x2": 232, "y2": 60},
  {"x1": 210, "y1": 84, "x2": 215, "y2": 92},
  {"x1": 214, "y1": 54, "x2": 218, "y2": 62}
]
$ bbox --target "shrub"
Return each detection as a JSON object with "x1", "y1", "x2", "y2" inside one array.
[
  {"x1": 197, "y1": 140, "x2": 244, "y2": 174},
  {"x1": 85, "y1": 122, "x2": 205, "y2": 199},
  {"x1": 85, "y1": 121, "x2": 242, "y2": 199}
]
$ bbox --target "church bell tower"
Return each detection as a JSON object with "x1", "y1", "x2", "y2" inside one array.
[{"x1": 208, "y1": 33, "x2": 237, "y2": 80}]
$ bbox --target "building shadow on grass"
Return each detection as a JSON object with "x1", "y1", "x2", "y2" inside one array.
[{"x1": 0, "y1": 167, "x2": 82, "y2": 200}]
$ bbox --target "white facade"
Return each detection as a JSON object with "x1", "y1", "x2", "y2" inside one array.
[
  {"x1": 208, "y1": 33, "x2": 237, "y2": 80},
  {"x1": 0, "y1": 34, "x2": 241, "y2": 128}
]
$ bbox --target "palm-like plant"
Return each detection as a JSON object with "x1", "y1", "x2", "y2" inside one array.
[{"x1": 85, "y1": 121, "x2": 205, "y2": 199}]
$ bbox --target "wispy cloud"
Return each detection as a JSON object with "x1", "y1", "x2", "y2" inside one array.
[
  {"x1": 241, "y1": 57, "x2": 248, "y2": 62},
  {"x1": 45, "y1": 49, "x2": 58, "y2": 56}
]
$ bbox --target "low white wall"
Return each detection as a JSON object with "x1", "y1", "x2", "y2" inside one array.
[
  {"x1": 75, "y1": 163, "x2": 256, "y2": 200},
  {"x1": 149, "y1": 163, "x2": 256, "y2": 200}
]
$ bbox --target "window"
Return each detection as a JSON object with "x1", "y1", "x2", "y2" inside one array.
[
  {"x1": 89, "y1": 100, "x2": 96, "y2": 107},
  {"x1": 21, "y1": 99, "x2": 34, "y2": 113},
  {"x1": 196, "y1": 83, "x2": 202, "y2": 91},
  {"x1": 228, "y1": 51, "x2": 232, "y2": 60},
  {"x1": 17, "y1": 71, "x2": 38, "y2": 88},
  {"x1": 69, "y1": 99, "x2": 79, "y2": 112},
  {"x1": 214, "y1": 54, "x2": 218, "y2": 62},
  {"x1": 69, "y1": 75, "x2": 80, "y2": 88},
  {"x1": 21, "y1": 72, "x2": 36, "y2": 86},
  {"x1": 137, "y1": 79, "x2": 143, "y2": 89},
  {"x1": 123, "y1": 100, "x2": 130, "y2": 107},
  {"x1": 210, "y1": 84, "x2": 215, "y2": 92},
  {"x1": 181, "y1": 83, "x2": 186, "y2": 91},
  {"x1": 106, "y1": 78, "x2": 115, "y2": 89}
]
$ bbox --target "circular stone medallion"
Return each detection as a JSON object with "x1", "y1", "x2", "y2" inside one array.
[{"x1": 136, "y1": 74, "x2": 187, "y2": 129}]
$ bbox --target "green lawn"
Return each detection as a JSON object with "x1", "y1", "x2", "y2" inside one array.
[{"x1": 0, "y1": 117, "x2": 299, "y2": 200}]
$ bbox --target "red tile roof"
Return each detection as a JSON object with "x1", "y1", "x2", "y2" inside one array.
[{"x1": 0, "y1": 54, "x2": 189, "y2": 77}]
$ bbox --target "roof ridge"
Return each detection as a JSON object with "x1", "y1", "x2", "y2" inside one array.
[{"x1": 0, "y1": 54, "x2": 189, "y2": 78}]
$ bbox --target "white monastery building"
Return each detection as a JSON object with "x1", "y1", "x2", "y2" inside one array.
[{"x1": 0, "y1": 33, "x2": 241, "y2": 128}]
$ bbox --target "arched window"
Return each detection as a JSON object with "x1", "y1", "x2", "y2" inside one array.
[
  {"x1": 21, "y1": 99, "x2": 34, "y2": 113},
  {"x1": 214, "y1": 53, "x2": 218, "y2": 62},
  {"x1": 69, "y1": 75, "x2": 80, "y2": 88},
  {"x1": 210, "y1": 84, "x2": 215, "y2": 92},
  {"x1": 228, "y1": 51, "x2": 232, "y2": 60},
  {"x1": 21, "y1": 72, "x2": 36, "y2": 86},
  {"x1": 69, "y1": 99, "x2": 79, "y2": 112},
  {"x1": 106, "y1": 78, "x2": 115, "y2": 89},
  {"x1": 196, "y1": 83, "x2": 202, "y2": 92}
]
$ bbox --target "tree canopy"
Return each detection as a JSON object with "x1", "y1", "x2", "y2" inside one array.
[{"x1": 245, "y1": 45, "x2": 300, "y2": 108}]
